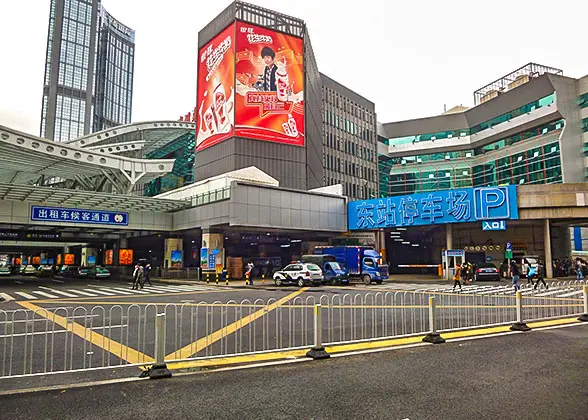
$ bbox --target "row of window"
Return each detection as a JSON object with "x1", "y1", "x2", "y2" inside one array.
[
  {"x1": 324, "y1": 132, "x2": 375, "y2": 161},
  {"x1": 384, "y1": 120, "x2": 564, "y2": 167},
  {"x1": 324, "y1": 156, "x2": 376, "y2": 182},
  {"x1": 322, "y1": 87, "x2": 375, "y2": 124},
  {"x1": 64, "y1": 0, "x2": 92, "y2": 26},
  {"x1": 382, "y1": 142, "x2": 562, "y2": 196},
  {"x1": 384, "y1": 93, "x2": 556, "y2": 146},
  {"x1": 324, "y1": 110, "x2": 375, "y2": 142},
  {"x1": 582, "y1": 117, "x2": 588, "y2": 133}
]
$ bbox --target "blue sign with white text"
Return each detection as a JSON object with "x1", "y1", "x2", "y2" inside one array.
[
  {"x1": 31, "y1": 206, "x2": 129, "y2": 226},
  {"x1": 348, "y1": 186, "x2": 518, "y2": 230},
  {"x1": 482, "y1": 220, "x2": 507, "y2": 231}
]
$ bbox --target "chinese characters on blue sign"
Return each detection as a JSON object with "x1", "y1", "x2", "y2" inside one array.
[
  {"x1": 31, "y1": 206, "x2": 129, "y2": 226},
  {"x1": 348, "y1": 186, "x2": 518, "y2": 230}
]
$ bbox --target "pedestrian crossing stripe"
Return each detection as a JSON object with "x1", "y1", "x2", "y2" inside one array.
[{"x1": 0, "y1": 284, "x2": 224, "y2": 302}]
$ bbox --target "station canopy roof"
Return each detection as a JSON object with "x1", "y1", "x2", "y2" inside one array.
[
  {"x1": 0, "y1": 121, "x2": 195, "y2": 194},
  {"x1": 0, "y1": 182, "x2": 189, "y2": 213}
]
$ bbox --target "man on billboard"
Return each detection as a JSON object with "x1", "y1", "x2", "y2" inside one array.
[{"x1": 257, "y1": 46, "x2": 278, "y2": 92}]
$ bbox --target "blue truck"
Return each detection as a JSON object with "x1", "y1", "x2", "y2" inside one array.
[{"x1": 313, "y1": 246, "x2": 388, "y2": 285}]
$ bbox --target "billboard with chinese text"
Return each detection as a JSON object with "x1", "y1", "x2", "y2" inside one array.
[
  {"x1": 235, "y1": 22, "x2": 304, "y2": 146},
  {"x1": 196, "y1": 24, "x2": 236, "y2": 151},
  {"x1": 119, "y1": 249, "x2": 134, "y2": 265},
  {"x1": 348, "y1": 186, "x2": 518, "y2": 230}
]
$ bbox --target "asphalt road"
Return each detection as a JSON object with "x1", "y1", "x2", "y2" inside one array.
[
  {"x1": 2, "y1": 323, "x2": 587, "y2": 420},
  {"x1": 1, "y1": 279, "x2": 584, "y2": 389}
]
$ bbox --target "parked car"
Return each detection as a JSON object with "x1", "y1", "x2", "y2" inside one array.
[
  {"x1": 20, "y1": 265, "x2": 37, "y2": 276},
  {"x1": 35, "y1": 265, "x2": 54, "y2": 278},
  {"x1": 89, "y1": 266, "x2": 110, "y2": 280},
  {"x1": 474, "y1": 262, "x2": 500, "y2": 281},
  {"x1": 0, "y1": 265, "x2": 11, "y2": 276},
  {"x1": 59, "y1": 265, "x2": 89, "y2": 279},
  {"x1": 273, "y1": 263, "x2": 323, "y2": 287},
  {"x1": 300, "y1": 255, "x2": 349, "y2": 285}
]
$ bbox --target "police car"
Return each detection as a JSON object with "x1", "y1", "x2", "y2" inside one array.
[{"x1": 273, "y1": 263, "x2": 323, "y2": 287}]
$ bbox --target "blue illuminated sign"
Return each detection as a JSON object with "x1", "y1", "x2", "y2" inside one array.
[
  {"x1": 31, "y1": 206, "x2": 128, "y2": 226},
  {"x1": 208, "y1": 254, "x2": 216, "y2": 269},
  {"x1": 348, "y1": 186, "x2": 518, "y2": 230}
]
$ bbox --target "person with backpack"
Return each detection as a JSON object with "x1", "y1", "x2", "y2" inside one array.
[
  {"x1": 143, "y1": 263, "x2": 153, "y2": 287},
  {"x1": 527, "y1": 263, "x2": 537, "y2": 287},
  {"x1": 132, "y1": 264, "x2": 142, "y2": 290},
  {"x1": 534, "y1": 260, "x2": 548, "y2": 290}
]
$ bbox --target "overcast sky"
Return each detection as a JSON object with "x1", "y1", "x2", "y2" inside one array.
[{"x1": 0, "y1": 0, "x2": 586, "y2": 136}]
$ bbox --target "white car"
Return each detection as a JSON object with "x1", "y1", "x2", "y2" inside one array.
[{"x1": 273, "y1": 263, "x2": 323, "y2": 287}]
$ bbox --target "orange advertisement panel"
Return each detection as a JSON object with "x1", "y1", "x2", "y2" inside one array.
[
  {"x1": 235, "y1": 22, "x2": 304, "y2": 146},
  {"x1": 32, "y1": 256, "x2": 41, "y2": 265},
  {"x1": 104, "y1": 250, "x2": 113, "y2": 265},
  {"x1": 64, "y1": 254, "x2": 75, "y2": 265},
  {"x1": 196, "y1": 23, "x2": 235, "y2": 152},
  {"x1": 119, "y1": 249, "x2": 134, "y2": 266},
  {"x1": 57, "y1": 254, "x2": 62, "y2": 265}
]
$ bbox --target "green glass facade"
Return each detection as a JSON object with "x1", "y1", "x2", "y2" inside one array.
[
  {"x1": 578, "y1": 93, "x2": 588, "y2": 109},
  {"x1": 386, "y1": 93, "x2": 556, "y2": 147},
  {"x1": 143, "y1": 132, "x2": 195, "y2": 197},
  {"x1": 380, "y1": 120, "x2": 564, "y2": 196}
]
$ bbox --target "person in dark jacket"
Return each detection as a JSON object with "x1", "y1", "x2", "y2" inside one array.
[
  {"x1": 261, "y1": 46, "x2": 278, "y2": 92},
  {"x1": 533, "y1": 260, "x2": 548, "y2": 290},
  {"x1": 143, "y1": 263, "x2": 152, "y2": 287},
  {"x1": 510, "y1": 260, "x2": 520, "y2": 291}
]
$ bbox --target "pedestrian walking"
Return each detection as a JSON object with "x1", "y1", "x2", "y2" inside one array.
[
  {"x1": 245, "y1": 262, "x2": 254, "y2": 285},
  {"x1": 575, "y1": 258, "x2": 584, "y2": 280},
  {"x1": 132, "y1": 264, "x2": 141, "y2": 289},
  {"x1": 143, "y1": 263, "x2": 153, "y2": 287},
  {"x1": 452, "y1": 263, "x2": 462, "y2": 291},
  {"x1": 534, "y1": 260, "x2": 548, "y2": 290},
  {"x1": 527, "y1": 263, "x2": 537, "y2": 287},
  {"x1": 510, "y1": 260, "x2": 520, "y2": 291}
]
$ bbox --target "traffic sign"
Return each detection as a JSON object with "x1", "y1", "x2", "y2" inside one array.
[
  {"x1": 505, "y1": 251, "x2": 513, "y2": 259},
  {"x1": 505, "y1": 242, "x2": 513, "y2": 252},
  {"x1": 482, "y1": 220, "x2": 506, "y2": 231}
]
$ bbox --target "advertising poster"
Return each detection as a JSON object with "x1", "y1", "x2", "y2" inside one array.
[
  {"x1": 64, "y1": 254, "x2": 75, "y2": 265},
  {"x1": 32, "y1": 256, "x2": 41, "y2": 265},
  {"x1": 200, "y1": 248, "x2": 208, "y2": 268},
  {"x1": 171, "y1": 250, "x2": 183, "y2": 268},
  {"x1": 87, "y1": 255, "x2": 96, "y2": 265},
  {"x1": 119, "y1": 249, "x2": 133, "y2": 266},
  {"x1": 57, "y1": 254, "x2": 62, "y2": 265},
  {"x1": 104, "y1": 250, "x2": 113, "y2": 265},
  {"x1": 235, "y1": 22, "x2": 304, "y2": 146},
  {"x1": 196, "y1": 23, "x2": 235, "y2": 152}
]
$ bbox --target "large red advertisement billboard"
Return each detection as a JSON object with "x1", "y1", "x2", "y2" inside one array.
[
  {"x1": 196, "y1": 24, "x2": 235, "y2": 152},
  {"x1": 234, "y1": 22, "x2": 304, "y2": 146}
]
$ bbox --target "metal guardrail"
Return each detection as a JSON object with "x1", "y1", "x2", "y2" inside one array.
[{"x1": 0, "y1": 283, "x2": 586, "y2": 379}]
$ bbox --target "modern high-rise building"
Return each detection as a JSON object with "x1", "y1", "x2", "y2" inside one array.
[
  {"x1": 321, "y1": 73, "x2": 378, "y2": 200},
  {"x1": 41, "y1": 0, "x2": 135, "y2": 142},
  {"x1": 377, "y1": 63, "x2": 587, "y2": 197}
]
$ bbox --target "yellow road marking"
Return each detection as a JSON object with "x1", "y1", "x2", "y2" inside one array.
[
  {"x1": 166, "y1": 288, "x2": 309, "y2": 361},
  {"x1": 162, "y1": 317, "x2": 584, "y2": 371},
  {"x1": 17, "y1": 301, "x2": 154, "y2": 365}
]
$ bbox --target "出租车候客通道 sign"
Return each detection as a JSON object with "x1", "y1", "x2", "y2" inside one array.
[
  {"x1": 31, "y1": 206, "x2": 129, "y2": 226},
  {"x1": 348, "y1": 186, "x2": 518, "y2": 230}
]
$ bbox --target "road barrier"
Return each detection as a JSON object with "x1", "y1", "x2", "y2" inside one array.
[{"x1": 0, "y1": 282, "x2": 584, "y2": 380}]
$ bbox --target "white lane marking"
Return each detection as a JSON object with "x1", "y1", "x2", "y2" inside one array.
[
  {"x1": 32, "y1": 291, "x2": 59, "y2": 298},
  {"x1": 83, "y1": 289, "x2": 115, "y2": 296},
  {"x1": 14, "y1": 292, "x2": 37, "y2": 300},
  {"x1": 139, "y1": 287, "x2": 169, "y2": 294},
  {"x1": 38, "y1": 286, "x2": 77, "y2": 298},
  {"x1": 51, "y1": 279, "x2": 65, "y2": 283},
  {"x1": 0, "y1": 292, "x2": 15, "y2": 302},
  {"x1": 111, "y1": 287, "x2": 150, "y2": 295},
  {"x1": 97, "y1": 287, "x2": 133, "y2": 295},
  {"x1": 67, "y1": 289, "x2": 97, "y2": 297}
]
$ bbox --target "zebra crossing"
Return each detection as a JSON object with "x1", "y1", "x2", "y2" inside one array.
[
  {"x1": 0, "y1": 283, "x2": 220, "y2": 302},
  {"x1": 372, "y1": 282, "x2": 586, "y2": 299}
]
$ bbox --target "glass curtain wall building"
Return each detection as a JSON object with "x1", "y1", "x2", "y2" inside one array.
[
  {"x1": 41, "y1": 0, "x2": 135, "y2": 142},
  {"x1": 378, "y1": 64, "x2": 588, "y2": 197}
]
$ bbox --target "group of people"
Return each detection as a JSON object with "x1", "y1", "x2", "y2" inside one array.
[
  {"x1": 451, "y1": 261, "x2": 476, "y2": 291},
  {"x1": 132, "y1": 263, "x2": 152, "y2": 289},
  {"x1": 509, "y1": 259, "x2": 548, "y2": 291}
]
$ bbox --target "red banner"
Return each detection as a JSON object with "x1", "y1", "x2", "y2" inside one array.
[
  {"x1": 235, "y1": 22, "x2": 304, "y2": 146},
  {"x1": 196, "y1": 24, "x2": 236, "y2": 152}
]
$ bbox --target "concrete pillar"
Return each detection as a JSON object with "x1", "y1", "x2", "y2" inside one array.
[
  {"x1": 446, "y1": 224, "x2": 453, "y2": 251},
  {"x1": 544, "y1": 218, "x2": 553, "y2": 279}
]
